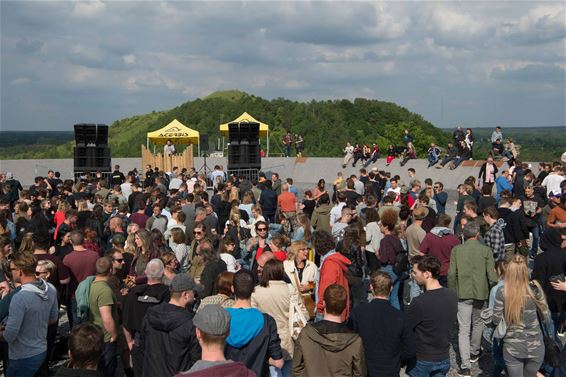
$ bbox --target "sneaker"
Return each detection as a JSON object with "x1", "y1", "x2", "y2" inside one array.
[
  {"x1": 458, "y1": 368, "x2": 471, "y2": 377},
  {"x1": 470, "y1": 350, "x2": 482, "y2": 362}
]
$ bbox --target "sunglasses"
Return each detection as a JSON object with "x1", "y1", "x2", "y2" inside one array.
[
  {"x1": 257, "y1": 228, "x2": 267, "y2": 231},
  {"x1": 193, "y1": 231, "x2": 203, "y2": 235},
  {"x1": 114, "y1": 258, "x2": 124, "y2": 262},
  {"x1": 35, "y1": 271, "x2": 47, "y2": 276}
]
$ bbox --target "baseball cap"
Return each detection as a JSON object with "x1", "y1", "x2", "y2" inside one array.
[
  {"x1": 550, "y1": 191, "x2": 562, "y2": 199},
  {"x1": 400, "y1": 185, "x2": 409, "y2": 194},
  {"x1": 170, "y1": 274, "x2": 203, "y2": 295},
  {"x1": 193, "y1": 304, "x2": 231, "y2": 336}
]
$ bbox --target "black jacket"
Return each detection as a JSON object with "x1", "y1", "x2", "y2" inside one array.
[
  {"x1": 532, "y1": 229, "x2": 566, "y2": 313},
  {"x1": 348, "y1": 299, "x2": 415, "y2": 377},
  {"x1": 140, "y1": 302, "x2": 201, "y2": 377},
  {"x1": 498, "y1": 207, "x2": 529, "y2": 243},
  {"x1": 122, "y1": 283, "x2": 171, "y2": 335},
  {"x1": 259, "y1": 189, "x2": 277, "y2": 216},
  {"x1": 200, "y1": 259, "x2": 227, "y2": 298}
]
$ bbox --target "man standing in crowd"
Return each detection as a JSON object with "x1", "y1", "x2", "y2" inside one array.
[
  {"x1": 141, "y1": 274, "x2": 202, "y2": 377},
  {"x1": 259, "y1": 180, "x2": 278, "y2": 223},
  {"x1": 348, "y1": 272, "x2": 415, "y2": 376},
  {"x1": 1, "y1": 253, "x2": 59, "y2": 376},
  {"x1": 314, "y1": 230, "x2": 351, "y2": 322},
  {"x1": 448, "y1": 222, "x2": 497, "y2": 377},
  {"x1": 483, "y1": 207, "x2": 506, "y2": 261},
  {"x1": 64, "y1": 230, "x2": 99, "y2": 326},
  {"x1": 293, "y1": 284, "x2": 366, "y2": 377},
  {"x1": 123, "y1": 259, "x2": 171, "y2": 377},
  {"x1": 88, "y1": 257, "x2": 120, "y2": 377},
  {"x1": 419, "y1": 214, "x2": 460, "y2": 287},
  {"x1": 174, "y1": 305, "x2": 254, "y2": 376},
  {"x1": 225, "y1": 270, "x2": 284, "y2": 377},
  {"x1": 407, "y1": 256, "x2": 458, "y2": 377}
]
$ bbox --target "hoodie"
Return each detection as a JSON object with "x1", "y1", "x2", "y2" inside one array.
[
  {"x1": 419, "y1": 228, "x2": 460, "y2": 276},
  {"x1": 3, "y1": 279, "x2": 58, "y2": 360},
  {"x1": 292, "y1": 320, "x2": 366, "y2": 377},
  {"x1": 225, "y1": 308, "x2": 283, "y2": 377},
  {"x1": 317, "y1": 252, "x2": 351, "y2": 320},
  {"x1": 140, "y1": 302, "x2": 201, "y2": 377},
  {"x1": 175, "y1": 360, "x2": 255, "y2": 377}
]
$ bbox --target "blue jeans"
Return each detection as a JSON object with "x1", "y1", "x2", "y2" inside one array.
[
  {"x1": 380, "y1": 265, "x2": 400, "y2": 310},
  {"x1": 530, "y1": 224, "x2": 541, "y2": 256},
  {"x1": 428, "y1": 156, "x2": 439, "y2": 167},
  {"x1": 7, "y1": 351, "x2": 46, "y2": 377},
  {"x1": 269, "y1": 360, "x2": 292, "y2": 377},
  {"x1": 408, "y1": 359, "x2": 451, "y2": 377}
]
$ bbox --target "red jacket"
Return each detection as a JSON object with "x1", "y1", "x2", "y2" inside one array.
[{"x1": 317, "y1": 252, "x2": 351, "y2": 321}]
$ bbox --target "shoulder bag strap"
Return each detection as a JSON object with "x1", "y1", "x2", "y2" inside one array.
[{"x1": 291, "y1": 269, "x2": 307, "y2": 307}]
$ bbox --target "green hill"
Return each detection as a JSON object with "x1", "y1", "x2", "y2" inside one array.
[{"x1": 1, "y1": 91, "x2": 451, "y2": 158}]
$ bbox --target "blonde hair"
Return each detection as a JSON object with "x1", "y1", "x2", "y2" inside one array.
[
  {"x1": 503, "y1": 254, "x2": 548, "y2": 326},
  {"x1": 286, "y1": 240, "x2": 308, "y2": 261}
]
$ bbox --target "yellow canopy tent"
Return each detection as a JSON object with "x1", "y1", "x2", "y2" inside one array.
[
  {"x1": 147, "y1": 119, "x2": 201, "y2": 155},
  {"x1": 219, "y1": 112, "x2": 270, "y2": 156}
]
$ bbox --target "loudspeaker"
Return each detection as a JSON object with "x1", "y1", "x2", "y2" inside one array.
[
  {"x1": 200, "y1": 134, "x2": 209, "y2": 152},
  {"x1": 239, "y1": 122, "x2": 260, "y2": 143},
  {"x1": 228, "y1": 123, "x2": 240, "y2": 143},
  {"x1": 74, "y1": 123, "x2": 108, "y2": 146},
  {"x1": 96, "y1": 125, "x2": 109, "y2": 145},
  {"x1": 74, "y1": 146, "x2": 111, "y2": 172},
  {"x1": 227, "y1": 142, "x2": 260, "y2": 170}
]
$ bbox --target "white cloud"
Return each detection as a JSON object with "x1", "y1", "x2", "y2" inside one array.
[{"x1": 73, "y1": 0, "x2": 106, "y2": 18}]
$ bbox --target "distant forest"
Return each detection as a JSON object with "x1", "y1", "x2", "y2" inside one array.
[{"x1": 0, "y1": 91, "x2": 564, "y2": 162}]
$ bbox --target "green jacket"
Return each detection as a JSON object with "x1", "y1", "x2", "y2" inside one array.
[{"x1": 448, "y1": 239, "x2": 497, "y2": 300}]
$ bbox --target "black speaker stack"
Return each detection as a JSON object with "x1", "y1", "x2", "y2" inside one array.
[
  {"x1": 227, "y1": 122, "x2": 261, "y2": 170},
  {"x1": 73, "y1": 124, "x2": 111, "y2": 173}
]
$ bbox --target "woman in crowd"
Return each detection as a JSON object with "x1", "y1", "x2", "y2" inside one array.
[
  {"x1": 378, "y1": 209, "x2": 405, "y2": 310},
  {"x1": 218, "y1": 238, "x2": 238, "y2": 272},
  {"x1": 292, "y1": 213, "x2": 313, "y2": 243},
  {"x1": 310, "y1": 193, "x2": 331, "y2": 234},
  {"x1": 160, "y1": 251, "x2": 178, "y2": 286},
  {"x1": 0, "y1": 234, "x2": 13, "y2": 261},
  {"x1": 301, "y1": 190, "x2": 316, "y2": 219},
  {"x1": 312, "y1": 179, "x2": 327, "y2": 203},
  {"x1": 169, "y1": 227, "x2": 189, "y2": 273},
  {"x1": 338, "y1": 226, "x2": 368, "y2": 309},
  {"x1": 130, "y1": 229, "x2": 160, "y2": 277},
  {"x1": 283, "y1": 240, "x2": 317, "y2": 295},
  {"x1": 364, "y1": 208, "x2": 382, "y2": 273},
  {"x1": 243, "y1": 221, "x2": 271, "y2": 268},
  {"x1": 252, "y1": 259, "x2": 308, "y2": 377},
  {"x1": 198, "y1": 271, "x2": 235, "y2": 310},
  {"x1": 18, "y1": 232, "x2": 34, "y2": 254},
  {"x1": 493, "y1": 254, "x2": 549, "y2": 376},
  {"x1": 188, "y1": 223, "x2": 211, "y2": 280},
  {"x1": 239, "y1": 191, "x2": 255, "y2": 220}
]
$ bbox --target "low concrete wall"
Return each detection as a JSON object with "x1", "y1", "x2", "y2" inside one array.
[{"x1": 1, "y1": 156, "x2": 518, "y2": 191}]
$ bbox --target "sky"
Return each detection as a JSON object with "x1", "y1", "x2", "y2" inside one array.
[{"x1": 1, "y1": 1, "x2": 565, "y2": 132}]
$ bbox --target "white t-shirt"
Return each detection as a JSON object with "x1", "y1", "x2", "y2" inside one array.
[
  {"x1": 542, "y1": 173, "x2": 564, "y2": 196},
  {"x1": 220, "y1": 253, "x2": 238, "y2": 272}
]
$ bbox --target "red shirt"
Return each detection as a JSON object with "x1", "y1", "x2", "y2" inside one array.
[
  {"x1": 278, "y1": 192, "x2": 297, "y2": 212},
  {"x1": 273, "y1": 251, "x2": 286, "y2": 262},
  {"x1": 63, "y1": 249, "x2": 99, "y2": 296}
]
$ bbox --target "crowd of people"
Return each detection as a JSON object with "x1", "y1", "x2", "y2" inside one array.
[
  {"x1": 0, "y1": 147, "x2": 565, "y2": 377},
  {"x1": 342, "y1": 126, "x2": 523, "y2": 171}
]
